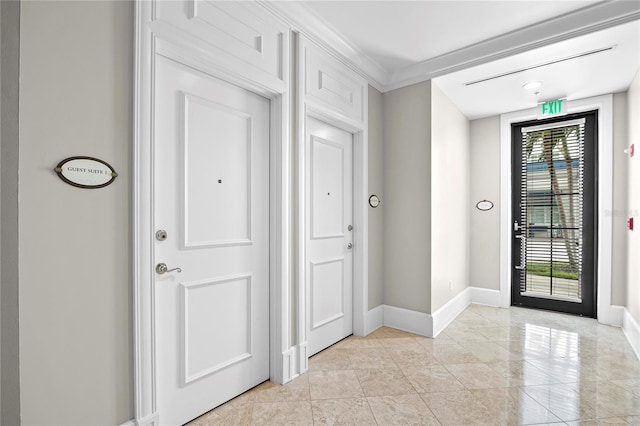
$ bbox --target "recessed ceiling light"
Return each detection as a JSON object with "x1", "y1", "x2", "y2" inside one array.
[{"x1": 523, "y1": 81, "x2": 543, "y2": 90}]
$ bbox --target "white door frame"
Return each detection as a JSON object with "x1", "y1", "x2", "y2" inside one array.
[
  {"x1": 133, "y1": 2, "x2": 291, "y2": 425},
  {"x1": 499, "y1": 94, "x2": 616, "y2": 324},
  {"x1": 295, "y1": 35, "x2": 369, "y2": 374}
]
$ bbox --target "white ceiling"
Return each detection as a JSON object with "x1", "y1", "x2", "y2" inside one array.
[
  {"x1": 434, "y1": 20, "x2": 640, "y2": 119},
  {"x1": 282, "y1": 0, "x2": 640, "y2": 119},
  {"x1": 302, "y1": 1, "x2": 600, "y2": 71}
]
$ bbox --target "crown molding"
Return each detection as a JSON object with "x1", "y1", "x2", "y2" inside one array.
[
  {"x1": 261, "y1": 1, "x2": 639, "y2": 94},
  {"x1": 258, "y1": 1, "x2": 388, "y2": 91},
  {"x1": 385, "y1": 1, "x2": 640, "y2": 92}
]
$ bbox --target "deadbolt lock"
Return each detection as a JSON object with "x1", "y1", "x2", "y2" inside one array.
[
  {"x1": 156, "y1": 230, "x2": 168, "y2": 241},
  {"x1": 348, "y1": 224, "x2": 353, "y2": 231}
]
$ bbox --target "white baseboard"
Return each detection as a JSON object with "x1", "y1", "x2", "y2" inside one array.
[
  {"x1": 432, "y1": 288, "x2": 471, "y2": 337},
  {"x1": 128, "y1": 413, "x2": 159, "y2": 426},
  {"x1": 298, "y1": 342, "x2": 309, "y2": 374},
  {"x1": 365, "y1": 305, "x2": 384, "y2": 335},
  {"x1": 622, "y1": 308, "x2": 640, "y2": 361},
  {"x1": 374, "y1": 286, "x2": 498, "y2": 338},
  {"x1": 470, "y1": 287, "x2": 501, "y2": 307},
  {"x1": 282, "y1": 346, "x2": 301, "y2": 384},
  {"x1": 599, "y1": 304, "x2": 625, "y2": 327},
  {"x1": 281, "y1": 347, "x2": 296, "y2": 384},
  {"x1": 383, "y1": 304, "x2": 432, "y2": 337}
]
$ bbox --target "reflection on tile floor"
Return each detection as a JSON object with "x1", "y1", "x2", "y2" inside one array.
[{"x1": 188, "y1": 305, "x2": 640, "y2": 425}]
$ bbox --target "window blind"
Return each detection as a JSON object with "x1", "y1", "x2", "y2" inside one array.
[{"x1": 518, "y1": 118, "x2": 585, "y2": 301}]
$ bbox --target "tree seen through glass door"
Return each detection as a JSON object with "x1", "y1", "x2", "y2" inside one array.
[{"x1": 523, "y1": 125, "x2": 582, "y2": 299}]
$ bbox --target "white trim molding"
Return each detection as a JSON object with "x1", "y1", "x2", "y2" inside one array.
[
  {"x1": 383, "y1": 305, "x2": 433, "y2": 337},
  {"x1": 128, "y1": 413, "x2": 159, "y2": 426},
  {"x1": 623, "y1": 308, "x2": 640, "y2": 361},
  {"x1": 119, "y1": 417, "x2": 159, "y2": 426},
  {"x1": 469, "y1": 287, "x2": 502, "y2": 307},
  {"x1": 365, "y1": 305, "x2": 384, "y2": 335},
  {"x1": 134, "y1": 1, "x2": 292, "y2": 424},
  {"x1": 281, "y1": 347, "x2": 297, "y2": 384},
  {"x1": 296, "y1": 34, "x2": 369, "y2": 372},
  {"x1": 260, "y1": 1, "x2": 387, "y2": 91},
  {"x1": 386, "y1": 2, "x2": 640, "y2": 91},
  {"x1": 499, "y1": 94, "x2": 614, "y2": 323},
  {"x1": 372, "y1": 287, "x2": 497, "y2": 338},
  {"x1": 264, "y1": 1, "x2": 639, "y2": 93},
  {"x1": 431, "y1": 288, "x2": 472, "y2": 337},
  {"x1": 602, "y1": 305, "x2": 626, "y2": 327}
]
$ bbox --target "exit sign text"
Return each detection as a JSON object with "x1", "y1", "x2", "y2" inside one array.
[{"x1": 538, "y1": 99, "x2": 566, "y2": 118}]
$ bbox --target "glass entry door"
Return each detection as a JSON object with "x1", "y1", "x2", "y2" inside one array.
[{"x1": 511, "y1": 112, "x2": 597, "y2": 317}]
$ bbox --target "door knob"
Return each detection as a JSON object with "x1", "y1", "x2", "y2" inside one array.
[
  {"x1": 347, "y1": 243, "x2": 353, "y2": 250},
  {"x1": 156, "y1": 263, "x2": 182, "y2": 275}
]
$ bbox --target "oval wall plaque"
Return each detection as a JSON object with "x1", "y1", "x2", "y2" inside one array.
[
  {"x1": 476, "y1": 200, "x2": 494, "y2": 211},
  {"x1": 54, "y1": 156, "x2": 118, "y2": 189}
]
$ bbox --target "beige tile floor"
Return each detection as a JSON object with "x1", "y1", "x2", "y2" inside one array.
[{"x1": 188, "y1": 305, "x2": 640, "y2": 425}]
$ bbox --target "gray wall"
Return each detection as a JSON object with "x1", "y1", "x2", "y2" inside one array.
[
  {"x1": 380, "y1": 81, "x2": 472, "y2": 314},
  {"x1": 382, "y1": 82, "x2": 432, "y2": 313},
  {"x1": 19, "y1": 1, "x2": 133, "y2": 424},
  {"x1": 1, "y1": 1, "x2": 21, "y2": 424},
  {"x1": 627, "y1": 70, "x2": 640, "y2": 323},
  {"x1": 430, "y1": 83, "x2": 470, "y2": 312},
  {"x1": 469, "y1": 116, "x2": 501, "y2": 290},
  {"x1": 612, "y1": 92, "x2": 629, "y2": 306},
  {"x1": 368, "y1": 85, "x2": 384, "y2": 309}
]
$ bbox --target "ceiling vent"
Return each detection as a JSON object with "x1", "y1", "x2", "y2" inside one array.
[{"x1": 463, "y1": 45, "x2": 617, "y2": 86}]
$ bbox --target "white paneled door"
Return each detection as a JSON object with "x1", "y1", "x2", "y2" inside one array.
[
  {"x1": 154, "y1": 55, "x2": 270, "y2": 425},
  {"x1": 306, "y1": 117, "x2": 353, "y2": 356}
]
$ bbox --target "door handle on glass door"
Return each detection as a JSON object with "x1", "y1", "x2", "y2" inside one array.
[
  {"x1": 156, "y1": 263, "x2": 182, "y2": 275},
  {"x1": 514, "y1": 235, "x2": 526, "y2": 270}
]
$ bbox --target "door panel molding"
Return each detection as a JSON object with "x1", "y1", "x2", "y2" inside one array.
[
  {"x1": 180, "y1": 274, "x2": 253, "y2": 385},
  {"x1": 310, "y1": 257, "x2": 346, "y2": 330},
  {"x1": 304, "y1": 45, "x2": 365, "y2": 123},
  {"x1": 310, "y1": 135, "x2": 346, "y2": 240},
  {"x1": 181, "y1": 92, "x2": 254, "y2": 249},
  {"x1": 500, "y1": 94, "x2": 615, "y2": 324},
  {"x1": 133, "y1": 1, "x2": 291, "y2": 424},
  {"x1": 153, "y1": 0, "x2": 288, "y2": 90}
]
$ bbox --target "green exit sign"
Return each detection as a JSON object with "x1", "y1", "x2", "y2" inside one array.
[{"x1": 538, "y1": 99, "x2": 566, "y2": 118}]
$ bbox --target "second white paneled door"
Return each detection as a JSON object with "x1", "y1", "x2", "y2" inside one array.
[
  {"x1": 305, "y1": 117, "x2": 354, "y2": 356},
  {"x1": 154, "y1": 55, "x2": 270, "y2": 425}
]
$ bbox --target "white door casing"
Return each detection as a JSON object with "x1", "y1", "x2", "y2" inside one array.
[
  {"x1": 134, "y1": 2, "x2": 292, "y2": 425},
  {"x1": 135, "y1": 4, "x2": 371, "y2": 424},
  {"x1": 305, "y1": 117, "x2": 354, "y2": 356},
  {"x1": 296, "y1": 35, "x2": 368, "y2": 373},
  {"x1": 154, "y1": 55, "x2": 270, "y2": 425}
]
